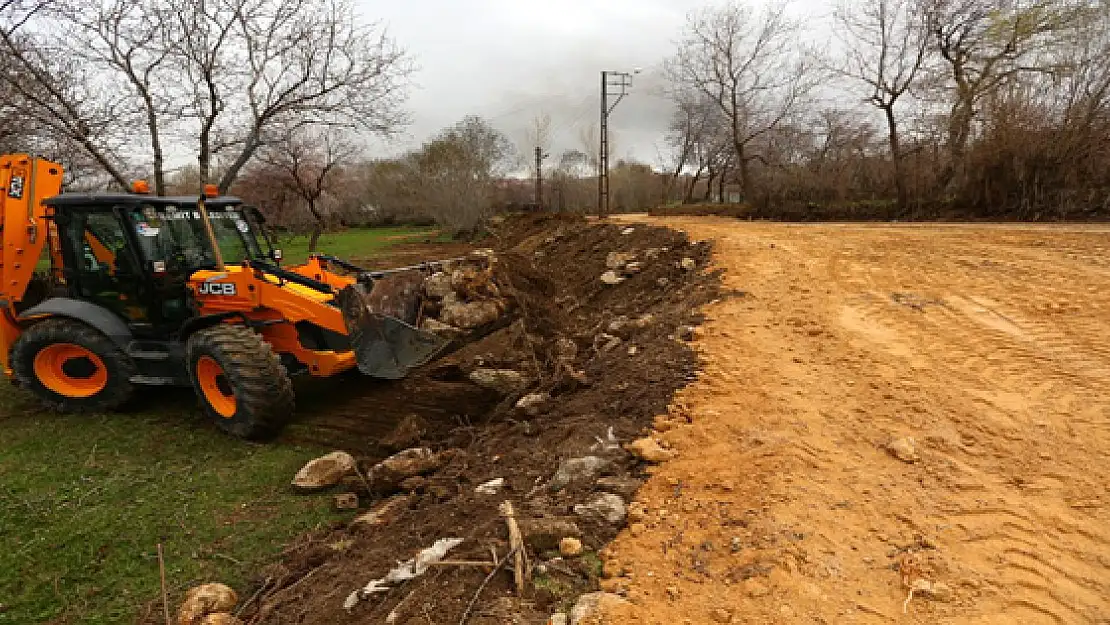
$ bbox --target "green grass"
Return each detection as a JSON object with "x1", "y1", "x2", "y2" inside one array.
[
  {"x1": 0, "y1": 386, "x2": 342, "y2": 624},
  {"x1": 278, "y1": 225, "x2": 447, "y2": 264}
]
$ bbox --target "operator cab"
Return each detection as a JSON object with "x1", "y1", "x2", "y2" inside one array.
[{"x1": 43, "y1": 193, "x2": 276, "y2": 335}]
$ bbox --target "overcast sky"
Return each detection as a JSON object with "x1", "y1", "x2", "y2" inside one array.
[{"x1": 362, "y1": 0, "x2": 836, "y2": 168}]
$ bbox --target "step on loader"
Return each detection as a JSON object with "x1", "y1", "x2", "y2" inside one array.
[{"x1": 0, "y1": 154, "x2": 480, "y2": 438}]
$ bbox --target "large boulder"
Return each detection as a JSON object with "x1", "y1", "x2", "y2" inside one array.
[
  {"x1": 574, "y1": 493, "x2": 627, "y2": 524},
  {"x1": 423, "y1": 272, "x2": 454, "y2": 299},
  {"x1": 366, "y1": 448, "x2": 443, "y2": 490},
  {"x1": 439, "y1": 295, "x2": 502, "y2": 329},
  {"x1": 291, "y1": 451, "x2": 356, "y2": 491}
]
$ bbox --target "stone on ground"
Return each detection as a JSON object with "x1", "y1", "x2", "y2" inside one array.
[{"x1": 291, "y1": 451, "x2": 356, "y2": 491}]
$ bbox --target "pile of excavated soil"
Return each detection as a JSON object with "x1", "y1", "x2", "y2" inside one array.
[{"x1": 238, "y1": 214, "x2": 721, "y2": 624}]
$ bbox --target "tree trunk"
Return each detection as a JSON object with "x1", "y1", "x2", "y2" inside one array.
[
  {"x1": 717, "y1": 173, "x2": 726, "y2": 204},
  {"x1": 306, "y1": 201, "x2": 325, "y2": 253},
  {"x1": 703, "y1": 169, "x2": 716, "y2": 202},
  {"x1": 884, "y1": 105, "x2": 908, "y2": 213},
  {"x1": 737, "y1": 143, "x2": 752, "y2": 197}
]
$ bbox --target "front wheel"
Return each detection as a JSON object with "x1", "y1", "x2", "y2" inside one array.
[
  {"x1": 185, "y1": 324, "x2": 294, "y2": 440},
  {"x1": 11, "y1": 318, "x2": 136, "y2": 412}
]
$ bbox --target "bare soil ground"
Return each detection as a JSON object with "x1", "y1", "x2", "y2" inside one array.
[{"x1": 601, "y1": 218, "x2": 1110, "y2": 624}]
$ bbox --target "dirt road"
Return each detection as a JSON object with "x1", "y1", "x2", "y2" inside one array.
[{"x1": 601, "y1": 218, "x2": 1110, "y2": 624}]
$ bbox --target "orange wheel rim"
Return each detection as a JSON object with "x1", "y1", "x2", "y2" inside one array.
[
  {"x1": 196, "y1": 356, "x2": 237, "y2": 418},
  {"x1": 33, "y1": 343, "x2": 108, "y2": 398}
]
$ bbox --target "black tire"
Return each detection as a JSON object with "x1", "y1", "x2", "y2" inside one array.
[
  {"x1": 11, "y1": 318, "x2": 136, "y2": 412},
  {"x1": 185, "y1": 324, "x2": 294, "y2": 440}
]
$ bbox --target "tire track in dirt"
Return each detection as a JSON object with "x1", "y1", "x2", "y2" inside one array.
[{"x1": 599, "y1": 219, "x2": 1110, "y2": 625}]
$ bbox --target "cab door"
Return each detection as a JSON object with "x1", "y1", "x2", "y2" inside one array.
[{"x1": 58, "y1": 209, "x2": 150, "y2": 324}]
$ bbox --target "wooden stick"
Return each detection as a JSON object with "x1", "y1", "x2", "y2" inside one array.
[
  {"x1": 457, "y1": 546, "x2": 513, "y2": 625},
  {"x1": 498, "y1": 501, "x2": 529, "y2": 594},
  {"x1": 157, "y1": 543, "x2": 171, "y2": 625}
]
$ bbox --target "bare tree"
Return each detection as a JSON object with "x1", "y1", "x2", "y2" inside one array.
[
  {"x1": 925, "y1": 0, "x2": 1075, "y2": 187},
  {"x1": 0, "y1": 0, "x2": 411, "y2": 193},
  {"x1": 668, "y1": 1, "x2": 819, "y2": 195},
  {"x1": 833, "y1": 0, "x2": 930, "y2": 211},
  {"x1": 258, "y1": 127, "x2": 359, "y2": 252}
]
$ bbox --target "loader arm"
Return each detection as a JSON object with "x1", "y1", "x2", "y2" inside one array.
[{"x1": 0, "y1": 155, "x2": 65, "y2": 374}]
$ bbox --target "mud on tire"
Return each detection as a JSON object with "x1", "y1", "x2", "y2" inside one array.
[
  {"x1": 185, "y1": 324, "x2": 294, "y2": 440},
  {"x1": 11, "y1": 318, "x2": 136, "y2": 412}
]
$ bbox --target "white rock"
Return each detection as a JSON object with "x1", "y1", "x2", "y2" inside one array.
[
  {"x1": 620, "y1": 227, "x2": 635, "y2": 235},
  {"x1": 550, "y1": 456, "x2": 610, "y2": 491},
  {"x1": 679, "y1": 257, "x2": 697, "y2": 271},
  {"x1": 515, "y1": 392, "x2": 550, "y2": 416},
  {"x1": 291, "y1": 451, "x2": 356, "y2": 490},
  {"x1": 600, "y1": 270, "x2": 625, "y2": 285},
  {"x1": 439, "y1": 298, "x2": 502, "y2": 329},
  {"x1": 468, "y1": 368, "x2": 528, "y2": 394},
  {"x1": 475, "y1": 478, "x2": 505, "y2": 495}
]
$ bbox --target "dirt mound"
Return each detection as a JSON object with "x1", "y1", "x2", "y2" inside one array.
[{"x1": 236, "y1": 214, "x2": 720, "y2": 624}]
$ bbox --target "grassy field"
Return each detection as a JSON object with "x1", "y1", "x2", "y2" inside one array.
[
  {"x1": 0, "y1": 226, "x2": 448, "y2": 624},
  {"x1": 278, "y1": 225, "x2": 447, "y2": 264}
]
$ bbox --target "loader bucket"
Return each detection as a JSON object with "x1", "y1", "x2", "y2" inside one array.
[{"x1": 337, "y1": 278, "x2": 449, "y2": 380}]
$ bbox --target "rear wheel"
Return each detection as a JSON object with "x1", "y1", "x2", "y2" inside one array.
[
  {"x1": 185, "y1": 324, "x2": 294, "y2": 439},
  {"x1": 11, "y1": 318, "x2": 136, "y2": 411}
]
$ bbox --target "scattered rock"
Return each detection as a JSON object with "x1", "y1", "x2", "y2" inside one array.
[
  {"x1": 594, "y1": 476, "x2": 643, "y2": 499},
  {"x1": 475, "y1": 478, "x2": 505, "y2": 495},
  {"x1": 440, "y1": 297, "x2": 502, "y2": 328},
  {"x1": 710, "y1": 607, "x2": 733, "y2": 623},
  {"x1": 620, "y1": 227, "x2": 635, "y2": 235},
  {"x1": 291, "y1": 451, "x2": 356, "y2": 491},
  {"x1": 666, "y1": 585, "x2": 680, "y2": 600},
  {"x1": 559, "y1": 537, "x2": 583, "y2": 557},
  {"x1": 516, "y1": 392, "x2": 550, "y2": 416},
  {"x1": 679, "y1": 257, "x2": 697, "y2": 271},
  {"x1": 555, "y1": 337, "x2": 578, "y2": 361},
  {"x1": 600, "y1": 270, "x2": 625, "y2": 285},
  {"x1": 366, "y1": 448, "x2": 443, "y2": 490},
  {"x1": 198, "y1": 615, "x2": 242, "y2": 625},
  {"x1": 678, "y1": 325, "x2": 697, "y2": 341},
  {"x1": 644, "y1": 247, "x2": 661, "y2": 259},
  {"x1": 656, "y1": 277, "x2": 670, "y2": 288},
  {"x1": 520, "y1": 518, "x2": 582, "y2": 551},
  {"x1": 569, "y1": 592, "x2": 630, "y2": 625},
  {"x1": 468, "y1": 368, "x2": 528, "y2": 394},
  {"x1": 625, "y1": 438, "x2": 676, "y2": 463},
  {"x1": 420, "y1": 317, "x2": 464, "y2": 337},
  {"x1": 574, "y1": 493, "x2": 627, "y2": 524},
  {"x1": 627, "y1": 345, "x2": 638, "y2": 356},
  {"x1": 911, "y1": 578, "x2": 953, "y2": 602},
  {"x1": 607, "y1": 316, "x2": 630, "y2": 334},
  {"x1": 423, "y1": 272, "x2": 454, "y2": 298},
  {"x1": 886, "y1": 437, "x2": 919, "y2": 463},
  {"x1": 627, "y1": 501, "x2": 647, "y2": 523},
  {"x1": 597, "y1": 333, "x2": 622, "y2": 352},
  {"x1": 549, "y1": 613, "x2": 569, "y2": 625},
  {"x1": 550, "y1": 456, "x2": 610, "y2": 492},
  {"x1": 380, "y1": 414, "x2": 428, "y2": 450},
  {"x1": 605, "y1": 251, "x2": 637, "y2": 270},
  {"x1": 351, "y1": 495, "x2": 411, "y2": 528},
  {"x1": 177, "y1": 583, "x2": 237, "y2": 625},
  {"x1": 622, "y1": 261, "x2": 643, "y2": 275},
  {"x1": 334, "y1": 493, "x2": 359, "y2": 510}
]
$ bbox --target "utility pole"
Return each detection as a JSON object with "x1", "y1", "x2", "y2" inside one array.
[
  {"x1": 598, "y1": 70, "x2": 636, "y2": 218},
  {"x1": 534, "y1": 146, "x2": 547, "y2": 210}
]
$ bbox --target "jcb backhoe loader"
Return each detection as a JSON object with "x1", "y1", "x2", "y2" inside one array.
[{"x1": 0, "y1": 154, "x2": 458, "y2": 438}]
